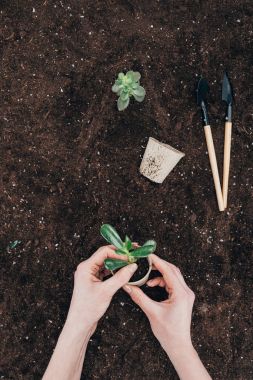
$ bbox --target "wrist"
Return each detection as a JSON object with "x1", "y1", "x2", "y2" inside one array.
[
  {"x1": 165, "y1": 342, "x2": 196, "y2": 363},
  {"x1": 164, "y1": 343, "x2": 212, "y2": 380},
  {"x1": 157, "y1": 333, "x2": 194, "y2": 361},
  {"x1": 65, "y1": 309, "x2": 97, "y2": 338},
  {"x1": 43, "y1": 312, "x2": 94, "y2": 380}
]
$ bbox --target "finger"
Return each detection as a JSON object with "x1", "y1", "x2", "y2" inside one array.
[
  {"x1": 107, "y1": 245, "x2": 117, "y2": 250},
  {"x1": 150, "y1": 255, "x2": 186, "y2": 295},
  {"x1": 147, "y1": 277, "x2": 166, "y2": 288},
  {"x1": 169, "y1": 264, "x2": 191, "y2": 293},
  {"x1": 88, "y1": 246, "x2": 128, "y2": 269},
  {"x1": 150, "y1": 254, "x2": 172, "y2": 276},
  {"x1": 104, "y1": 263, "x2": 138, "y2": 294},
  {"x1": 147, "y1": 277, "x2": 171, "y2": 294},
  {"x1": 123, "y1": 285, "x2": 154, "y2": 315}
]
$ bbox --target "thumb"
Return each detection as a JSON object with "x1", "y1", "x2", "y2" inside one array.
[
  {"x1": 123, "y1": 285, "x2": 153, "y2": 315},
  {"x1": 105, "y1": 263, "x2": 138, "y2": 295}
]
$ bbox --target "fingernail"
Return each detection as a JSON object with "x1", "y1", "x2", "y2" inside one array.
[
  {"x1": 129, "y1": 263, "x2": 138, "y2": 273},
  {"x1": 124, "y1": 285, "x2": 132, "y2": 293}
]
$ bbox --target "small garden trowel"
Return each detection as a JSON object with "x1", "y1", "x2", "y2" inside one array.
[
  {"x1": 222, "y1": 72, "x2": 233, "y2": 208},
  {"x1": 197, "y1": 78, "x2": 224, "y2": 211}
]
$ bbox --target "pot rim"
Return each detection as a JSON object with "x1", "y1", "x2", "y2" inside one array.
[
  {"x1": 110, "y1": 256, "x2": 152, "y2": 287},
  {"x1": 147, "y1": 137, "x2": 185, "y2": 156},
  {"x1": 128, "y1": 255, "x2": 152, "y2": 286}
]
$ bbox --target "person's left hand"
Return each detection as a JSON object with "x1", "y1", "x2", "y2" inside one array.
[{"x1": 65, "y1": 245, "x2": 138, "y2": 335}]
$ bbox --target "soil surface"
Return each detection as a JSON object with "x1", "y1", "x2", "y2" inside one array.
[
  {"x1": 129, "y1": 258, "x2": 150, "y2": 282},
  {"x1": 0, "y1": 1, "x2": 252, "y2": 379}
]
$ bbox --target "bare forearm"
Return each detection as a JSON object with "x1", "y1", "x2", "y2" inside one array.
[
  {"x1": 43, "y1": 320, "x2": 93, "y2": 380},
  {"x1": 43, "y1": 246, "x2": 137, "y2": 379},
  {"x1": 165, "y1": 344, "x2": 212, "y2": 380}
]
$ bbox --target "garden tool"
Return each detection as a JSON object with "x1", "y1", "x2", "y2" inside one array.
[
  {"x1": 222, "y1": 72, "x2": 233, "y2": 208},
  {"x1": 197, "y1": 78, "x2": 224, "y2": 211}
]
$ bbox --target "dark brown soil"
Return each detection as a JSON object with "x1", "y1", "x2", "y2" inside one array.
[
  {"x1": 130, "y1": 258, "x2": 150, "y2": 282},
  {"x1": 0, "y1": 1, "x2": 252, "y2": 379}
]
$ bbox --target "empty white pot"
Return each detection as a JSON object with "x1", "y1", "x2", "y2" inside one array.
[{"x1": 140, "y1": 137, "x2": 185, "y2": 183}]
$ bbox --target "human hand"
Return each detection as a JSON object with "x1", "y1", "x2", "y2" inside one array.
[
  {"x1": 124, "y1": 254, "x2": 195, "y2": 357},
  {"x1": 66, "y1": 245, "x2": 138, "y2": 335}
]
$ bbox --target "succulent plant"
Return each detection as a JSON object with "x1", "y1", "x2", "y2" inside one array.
[
  {"x1": 100, "y1": 224, "x2": 156, "y2": 271},
  {"x1": 112, "y1": 71, "x2": 146, "y2": 111}
]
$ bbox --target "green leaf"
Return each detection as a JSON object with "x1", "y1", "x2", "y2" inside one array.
[
  {"x1": 120, "y1": 91, "x2": 129, "y2": 101},
  {"x1": 118, "y1": 72, "x2": 124, "y2": 80},
  {"x1": 130, "y1": 243, "x2": 156, "y2": 258},
  {"x1": 8, "y1": 240, "x2": 21, "y2": 250},
  {"x1": 133, "y1": 86, "x2": 146, "y2": 97},
  {"x1": 117, "y1": 97, "x2": 129, "y2": 111},
  {"x1": 125, "y1": 76, "x2": 132, "y2": 85},
  {"x1": 126, "y1": 70, "x2": 134, "y2": 80},
  {"x1": 116, "y1": 248, "x2": 128, "y2": 255},
  {"x1": 112, "y1": 83, "x2": 120, "y2": 93},
  {"x1": 133, "y1": 93, "x2": 145, "y2": 102},
  {"x1": 143, "y1": 240, "x2": 157, "y2": 250},
  {"x1": 104, "y1": 259, "x2": 129, "y2": 271},
  {"x1": 100, "y1": 224, "x2": 123, "y2": 249},
  {"x1": 125, "y1": 235, "x2": 132, "y2": 251},
  {"x1": 131, "y1": 82, "x2": 139, "y2": 90},
  {"x1": 132, "y1": 71, "x2": 141, "y2": 82}
]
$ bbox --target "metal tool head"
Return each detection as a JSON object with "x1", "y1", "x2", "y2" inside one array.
[
  {"x1": 196, "y1": 78, "x2": 210, "y2": 125},
  {"x1": 222, "y1": 72, "x2": 233, "y2": 105},
  {"x1": 197, "y1": 78, "x2": 210, "y2": 105}
]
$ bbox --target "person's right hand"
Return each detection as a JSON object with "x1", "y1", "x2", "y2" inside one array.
[{"x1": 123, "y1": 254, "x2": 195, "y2": 356}]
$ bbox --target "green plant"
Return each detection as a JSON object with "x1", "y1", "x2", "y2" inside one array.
[
  {"x1": 112, "y1": 71, "x2": 146, "y2": 111},
  {"x1": 100, "y1": 224, "x2": 156, "y2": 271}
]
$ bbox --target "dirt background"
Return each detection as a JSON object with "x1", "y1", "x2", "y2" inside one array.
[{"x1": 0, "y1": 0, "x2": 252, "y2": 379}]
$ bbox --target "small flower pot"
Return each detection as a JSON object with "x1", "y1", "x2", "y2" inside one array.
[
  {"x1": 111, "y1": 256, "x2": 152, "y2": 287},
  {"x1": 140, "y1": 137, "x2": 185, "y2": 183},
  {"x1": 128, "y1": 255, "x2": 152, "y2": 286}
]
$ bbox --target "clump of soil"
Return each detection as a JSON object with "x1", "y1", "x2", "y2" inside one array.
[{"x1": 1, "y1": 1, "x2": 252, "y2": 380}]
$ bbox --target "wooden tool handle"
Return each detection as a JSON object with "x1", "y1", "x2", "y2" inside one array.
[
  {"x1": 222, "y1": 121, "x2": 232, "y2": 209},
  {"x1": 204, "y1": 125, "x2": 224, "y2": 212}
]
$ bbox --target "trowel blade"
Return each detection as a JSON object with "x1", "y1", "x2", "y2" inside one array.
[
  {"x1": 222, "y1": 72, "x2": 233, "y2": 105},
  {"x1": 197, "y1": 78, "x2": 209, "y2": 106}
]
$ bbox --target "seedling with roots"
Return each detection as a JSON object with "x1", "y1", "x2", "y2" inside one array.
[
  {"x1": 100, "y1": 224, "x2": 156, "y2": 271},
  {"x1": 112, "y1": 71, "x2": 146, "y2": 111}
]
